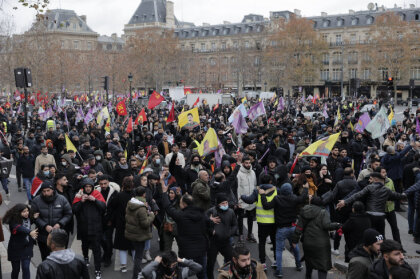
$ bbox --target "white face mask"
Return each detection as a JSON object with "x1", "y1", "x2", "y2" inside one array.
[
  {"x1": 95, "y1": 156, "x2": 101, "y2": 161},
  {"x1": 61, "y1": 162, "x2": 67, "y2": 166}
]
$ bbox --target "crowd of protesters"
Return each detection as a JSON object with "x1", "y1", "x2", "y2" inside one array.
[{"x1": 0, "y1": 94, "x2": 419, "y2": 279}]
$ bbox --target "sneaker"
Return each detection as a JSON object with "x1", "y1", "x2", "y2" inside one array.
[
  {"x1": 271, "y1": 262, "x2": 277, "y2": 268},
  {"x1": 331, "y1": 249, "x2": 340, "y2": 255},
  {"x1": 145, "y1": 250, "x2": 152, "y2": 261},
  {"x1": 84, "y1": 257, "x2": 90, "y2": 267},
  {"x1": 120, "y1": 264, "x2": 127, "y2": 273},
  {"x1": 18, "y1": 187, "x2": 22, "y2": 192},
  {"x1": 6, "y1": 193, "x2": 10, "y2": 199},
  {"x1": 262, "y1": 263, "x2": 267, "y2": 271},
  {"x1": 247, "y1": 234, "x2": 257, "y2": 243},
  {"x1": 296, "y1": 265, "x2": 303, "y2": 271},
  {"x1": 274, "y1": 271, "x2": 283, "y2": 278},
  {"x1": 95, "y1": 270, "x2": 102, "y2": 279}
]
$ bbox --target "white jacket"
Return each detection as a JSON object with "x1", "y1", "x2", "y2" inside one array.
[
  {"x1": 237, "y1": 165, "x2": 257, "y2": 211},
  {"x1": 94, "y1": 182, "x2": 120, "y2": 204}
]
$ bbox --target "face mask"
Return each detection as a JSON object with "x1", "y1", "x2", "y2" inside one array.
[
  {"x1": 43, "y1": 171, "x2": 50, "y2": 176},
  {"x1": 155, "y1": 159, "x2": 161, "y2": 165},
  {"x1": 192, "y1": 161, "x2": 199, "y2": 166},
  {"x1": 95, "y1": 156, "x2": 101, "y2": 161},
  {"x1": 220, "y1": 205, "x2": 229, "y2": 211},
  {"x1": 305, "y1": 174, "x2": 312, "y2": 178},
  {"x1": 61, "y1": 162, "x2": 67, "y2": 166},
  {"x1": 163, "y1": 264, "x2": 177, "y2": 276}
]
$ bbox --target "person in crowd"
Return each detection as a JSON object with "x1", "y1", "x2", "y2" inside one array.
[
  {"x1": 34, "y1": 145, "x2": 56, "y2": 176},
  {"x1": 72, "y1": 178, "x2": 106, "y2": 279},
  {"x1": 142, "y1": 251, "x2": 202, "y2": 279},
  {"x1": 31, "y1": 180, "x2": 72, "y2": 260},
  {"x1": 191, "y1": 170, "x2": 211, "y2": 211},
  {"x1": 347, "y1": 228, "x2": 383, "y2": 279},
  {"x1": 160, "y1": 186, "x2": 181, "y2": 252},
  {"x1": 3, "y1": 203, "x2": 38, "y2": 279},
  {"x1": 218, "y1": 245, "x2": 267, "y2": 279},
  {"x1": 35, "y1": 229, "x2": 89, "y2": 279},
  {"x1": 16, "y1": 145, "x2": 35, "y2": 201},
  {"x1": 125, "y1": 186, "x2": 155, "y2": 279}
]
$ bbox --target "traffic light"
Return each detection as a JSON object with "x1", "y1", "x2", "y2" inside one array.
[
  {"x1": 102, "y1": 76, "x2": 109, "y2": 91},
  {"x1": 387, "y1": 77, "x2": 394, "y2": 88}
]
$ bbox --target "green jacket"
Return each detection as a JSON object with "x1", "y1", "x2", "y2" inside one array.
[
  {"x1": 384, "y1": 178, "x2": 395, "y2": 213},
  {"x1": 191, "y1": 178, "x2": 211, "y2": 211},
  {"x1": 125, "y1": 197, "x2": 155, "y2": 242}
]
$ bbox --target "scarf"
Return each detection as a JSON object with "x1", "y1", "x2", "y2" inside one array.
[
  {"x1": 230, "y1": 262, "x2": 254, "y2": 279},
  {"x1": 306, "y1": 177, "x2": 318, "y2": 196}
]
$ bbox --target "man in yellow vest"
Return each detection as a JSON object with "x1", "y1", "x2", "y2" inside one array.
[
  {"x1": 260, "y1": 182, "x2": 309, "y2": 278},
  {"x1": 240, "y1": 173, "x2": 277, "y2": 271}
]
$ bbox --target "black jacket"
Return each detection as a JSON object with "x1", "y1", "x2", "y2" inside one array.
[
  {"x1": 345, "y1": 182, "x2": 405, "y2": 214},
  {"x1": 162, "y1": 194, "x2": 209, "y2": 258},
  {"x1": 31, "y1": 192, "x2": 73, "y2": 243},
  {"x1": 261, "y1": 188, "x2": 308, "y2": 228},
  {"x1": 112, "y1": 164, "x2": 132, "y2": 186},
  {"x1": 206, "y1": 206, "x2": 237, "y2": 242},
  {"x1": 369, "y1": 258, "x2": 415, "y2": 279},
  {"x1": 210, "y1": 165, "x2": 239, "y2": 207},
  {"x1": 35, "y1": 249, "x2": 89, "y2": 279},
  {"x1": 16, "y1": 154, "x2": 35, "y2": 178},
  {"x1": 343, "y1": 213, "x2": 372, "y2": 261},
  {"x1": 347, "y1": 244, "x2": 375, "y2": 279}
]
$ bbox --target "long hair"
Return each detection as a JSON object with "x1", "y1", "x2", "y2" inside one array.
[{"x1": 3, "y1": 203, "x2": 29, "y2": 225}]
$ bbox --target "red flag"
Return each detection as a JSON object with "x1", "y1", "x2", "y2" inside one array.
[
  {"x1": 312, "y1": 96, "x2": 317, "y2": 104},
  {"x1": 116, "y1": 100, "x2": 128, "y2": 116},
  {"x1": 148, "y1": 91, "x2": 164, "y2": 109},
  {"x1": 289, "y1": 156, "x2": 299, "y2": 175},
  {"x1": 126, "y1": 117, "x2": 133, "y2": 133},
  {"x1": 213, "y1": 103, "x2": 219, "y2": 111},
  {"x1": 193, "y1": 97, "x2": 200, "y2": 107},
  {"x1": 4, "y1": 102, "x2": 11, "y2": 109},
  {"x1": 135, "y1": 108, "x2": 147, "y2": 125},
  {"x1": 184, "y1": 87, "x2": 192, "y2": 95},
  {"x1": 167, "y1": 102, "x2": 175, "y2": 123}
]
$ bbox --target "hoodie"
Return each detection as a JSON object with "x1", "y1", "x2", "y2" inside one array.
[
  {"x1": 47, "y1": 249, "x2": 76, "y2": 264},
  {"x1": 347, "y1": 245, "x2": 375, "y2": 279},
  {"x1": 237, "y1": 165, "x2": 257, "y2": 210},
  {"x1": 125, "y1": 197, "x2": 155, "y2": 242}
]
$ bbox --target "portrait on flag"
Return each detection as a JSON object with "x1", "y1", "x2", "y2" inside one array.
[{"x1": 178, "y1": 108, "x2": 200, "y2": 130}]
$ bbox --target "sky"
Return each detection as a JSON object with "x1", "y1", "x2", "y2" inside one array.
[{"x1": 1, "y1": 0, "x2": 418, "y2": 36}]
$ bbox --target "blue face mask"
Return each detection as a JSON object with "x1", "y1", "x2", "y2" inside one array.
[
  {"x1": 155, "y1": 159, "x2": 161, "y2": 165},
  {"x1": 219, "y1": 205, "x2": 229, "y2": 211},
  {"x1": 43, "y1": 171, "x2": 50, "y2": 176}
]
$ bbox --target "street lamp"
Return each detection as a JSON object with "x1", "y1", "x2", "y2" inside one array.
[
  {"x1": 264, "y1": 81, "x2": 267, "y2": 92},
  {"x1": 128, "y1": 73, "x2": 133, "y2": 106}
]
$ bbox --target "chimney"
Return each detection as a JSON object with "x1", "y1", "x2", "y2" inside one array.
[
  {"x1": 294, "y1": 9, "x2": 301, "y2": 17},
  {"x1": 80, "y1": 15, "x2": 87, "y2": 23},
  {"x1": 166, "y1": 1, "x2": 175, "y2": 27},
  {"x1": 111, "y1": 33, "x2": 117, "y2": 39},
  {"x1": 410, "y1": 4, "x2": 415, "y2": 8},
  {"x1": 349, "y1": 9, "x2": 355, "y2": 14},
  {"x1": 321, "y1": 12, "x2": 328, "y2": 17},
  {"x1": 203, "y1": 23, "x2": 210, "y2": 26},
  {"x1": 223, "y1": 21, "x2": 231, "y2": 24}
]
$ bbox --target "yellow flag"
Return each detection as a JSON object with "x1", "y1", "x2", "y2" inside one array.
[
  {"x1": 197, "y1": 128, "x2": 219, "y2": 156},
  {"x1": 350, "y1": 121, "x2": 354, "y2": 131},
  {"x1": 241, "y1": 97, "x2": 247, "y2": 103},
  {"x1": 65, "y1": 134, "x2": 77, "y2": 153},
  {"x1": 388, "y1": 107, "x2": 394, "y2": 125},
  {"x1": 178, "y1": 107, "x2": 200, "y2": 129},
  {"x1": 300, "y1": 132, "x2": 341, "y2": 157},
  {"x1": 104, "y1": 118, "x2": 111, "y2": 132},
  {"x1": 124, "y1": 149, "x2": 128, "y2": 159},
  {"x1": 97, "y1": 107, "x2": 110, "y2": 126},
  {"x1": 274, "y1": 99, "x2": 279, "y2": 106}
]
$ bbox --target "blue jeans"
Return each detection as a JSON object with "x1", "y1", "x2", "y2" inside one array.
[
  {"x1": 11, "y1": 259, "x2": 30, "y2": 279},
  {"x1": 0, "y1": 177, "x2": 8, "y2": 194},
  {"x1": 275, "y1": 226, "x2": 301, "y2": 274},
  {"x1": 191, "y1": 255, "x2": 207, "y2": 279},
  {"x1": 408, "y1": 194, "x2": 417, "y2": 232},
  {"x1": 23, "y1": 178, "x2": 33, "y2": 201}
]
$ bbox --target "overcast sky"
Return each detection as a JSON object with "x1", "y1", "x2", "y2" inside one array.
[{"x1": 1, "y1": 0, "x2": 418, "y2": 35}]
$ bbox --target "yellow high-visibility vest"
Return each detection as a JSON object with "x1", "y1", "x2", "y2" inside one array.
[{"x1": 256, "y1": 188, "x2": 277, "y2": 224}]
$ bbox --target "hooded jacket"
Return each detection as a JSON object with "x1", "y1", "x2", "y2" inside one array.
[
  {"x1": 347, "y1": 245, "x2": 376, "y2": 279},
  {"x1": 125, "y1": 197, "x2": 155, "y2": 242},
  {"x1": 237, "y1": 165, "x2": 257, "y2": 211},
  {"x1": 35, "y1": 249, "x2": 89, "y2": 279},
  {"x1": 206, "y1": 206, "x2": 237, "y2": 241},
  {"x1": 368, "y1": 258, "x2": 415, "y2": 279},
  {"x1": 191, "y1": 178, "x2": 211, "y2": 211}
]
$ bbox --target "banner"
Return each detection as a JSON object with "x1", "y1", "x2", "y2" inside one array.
[
  {"x1": 354, "y1": 112, "x2": 371, "y2": 133},
  {"x1": 300, "y1": 132, "x2": 341, "y2": 157},
  {"x1": 197, "y1": 128, "x2": 219, "y2": 156},
  {"x1": 366, "y1": 106, "x2": 390, "y2": 139},
  {"x1": 247, "y1": 101, "x2": 266, "y2": 121},
  {"x1": 178, "y1": 108, "x2": 200, "y2": 129}
]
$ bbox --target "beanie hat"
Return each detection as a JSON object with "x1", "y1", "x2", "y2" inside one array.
[
  {"x1": 40, "y1": 180, "x2": 54, "y2": 191},
  {"x1": 216, "y1": 193, "x2": 228, "y2": 204},
  {"x1": 363, "y1": 228, "x2": 383, "y2": 246},
  {"x1": 81, "y1": 178, "x2": 95, "y2": 187},
  {"x1": 280, "y1": 183, "x2": 292, "y2": 196}
]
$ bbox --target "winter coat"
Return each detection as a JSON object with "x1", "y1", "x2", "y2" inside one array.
[
  {"x1": 16, "y1": 154, "x2": 35, "y2": 178},
  {"x1": 72, "y1": 190, "x2": 106, "y2": 239},
  {"x1": 162, "y1": 194, "x2": 209, "y2": 258},
  {"x1": 347, "y1": 245, "x2": 376, "y2": 279},
  {"x1": 142, "y1": 259, "x2": 202, "y2": 279},
  {"x1": 292, "y1": 204, "x2": 340, "y2": 271},
  {"x1": 95, "y1": 182, "x2": 120, "y2": 224},
  {"x1": 191, "y1": 178, "x2": 211, "y2": 211},
  {"x1": 342, "y1": 213, "x2": 372, "y2": 262},
  {"x1": 55, "y1": 186, "x2": 75, "y2": 234},
  {"x1": 261, "y1": 188, "x2": 308, "y2": 228},
  {"x1": 237, "y1": 166, "x2": 257, "y2": 211},
  {"x1": 332, "y1": 176, "x2": 358, "y2": 222},
  {"x1": 125, "y1": 197, "x2": 155, "y2": 242},
  {"x1": 107, "y1": 190, "x2": 133, "y2": 250},
  {"x1": 31, "y1": 192, "x2": 73, "y2": 243},
  {"x1": 58, "y1": 154, "x2": 78, "y2": 185},
  {"x1": 381, "y1": 145, "x2": 411, "y2": 181},
  {"x1": 206, "y1": 206, "x2": 237, "y2": 242},
  {"x1": 35, "y1": 249, "x2": 89, "y2": 279},
  {"x1": 112, "y1": 164, "x2": 132, "y2": 186},
  {"x1": 368, "y1": 258, "x2": 415, "y2": 279},
  {"x1": 217, "y1": 260, "x2": 267, "y2": 279},
  {"x1": 345, "y1": 182, "x2": 405, "y2": 215},
  {"x1": 210, "y1": 165, "x2": 239, "y2": 207},
  {"x1": 7, "y1": 222, "x2": 35, "y2": 261},
  {"x1": 34, "y1": 153, "x2": 56, "y2": 176}
]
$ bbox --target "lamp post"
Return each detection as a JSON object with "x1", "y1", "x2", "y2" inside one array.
[
  {"x1": 128, "y1": 73, "x2": 133, "y2": 107},
  {"x1": 264, "y1": 81, "x2": 267, "y2": 92}
]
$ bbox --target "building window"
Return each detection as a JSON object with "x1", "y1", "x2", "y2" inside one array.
[
  {"x1": 351, "y1": 18, "x2": 358, "y2": 25},
  {"x1": 222, "y1": 57, "x2": 228, "y2": 65},
  {"x1": 320, "y1": 69, "x2": 329, "y2": 80},
  {"x1": 411, "y1": 67, "x2": 420, "y2": 80},
  {"x1": 337, "y1": 18, "x2": 344, "y2": 26},
  {"x1": 233, "y1": 41, "x2": 239, "y2": 49},
  {"x1": 106, "y1": 44, "x2": 112, "y2": 50},
  {"x1": 332, "y1": 52, "x2": 342, "y2": 64},
  {"x1": 322, "y1": 53, "x2": 329, "y2": 64},
  {"x1": 210, "y1": 58, "x2": 216, "y2": 66},
  {"x1": 349, "y1": 69, "x2": 357, "y2": 79},
  {"x1": 323, "y1": 20, "x2": 330, "y2": 27},
  {"x1": 379, "y1": 68, "x2": 389, "y2": 80},
  {"x1": 231, "y1": 57, "x2": 237, "y2": 64},
  {"x1": 191, "y1": 44, "x2": 195, "y2": 51},
  {"x1": 244, "y1": 41, "x2": 250, "y2": 48},
  {"x1": 87, "y1": 42, "x2": 92, "y2": 50},
  {"x1": 222, "y1": 72, "x2": 227, "y2": 81},
  {"x1": 73, "y1": 23, "x2": 76, "y2": 29},
  {"x1": 363, "y1": 68, "x2": 371, "y2": 80},
  {"x1": 61, "y1": 40, "x2": 65, "y2": 48},
  {"x1": 254, "y1": 56, "x2": 261, "y2": 66},
  {"x1": 201, "y1": 43, "x2": 206, "y2": 51},
  {"x1": 73, "y1": 41, "x2": 79, "y2": 49},
  {"x1": 350, "y1": 34, "x2": 357, "y2": 44},
  {"x1": 221, "y1": 42, "x2": 226, "y2": 50},
  {"x1": 332, "y1": 69, "x2": 342, "y2": 81},
  {"x1": 322, "y1": 34, "x2": 329, "y2": 42},
  {"x1": 367, "y1": 17, "x2": 374, "y2": 24},
  {"x1": 348, "y1": 51, "x2": 358, "y2": 64},
  {"x1": 181, "y1": 44, "x2": 185, "y2": 50},
  {"x1": 211, "y1": 42, "x2": 216, "y2": 50},
  {"x1": 335, "y1": 34, "x2": 342, "y2": 44},
  {"x1": 416, "y1": 14, "x2": 420, "y2": 20}
]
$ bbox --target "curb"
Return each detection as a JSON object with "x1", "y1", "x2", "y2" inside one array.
[{"x1": 334, "y1": 260, "x2": 348, "y2": 274}]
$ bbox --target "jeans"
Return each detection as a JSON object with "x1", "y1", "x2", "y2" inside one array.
[
  {"x1": 81, "y1": 236, "x2": 102, "y2": 271},
  {"x1": 11, "y1": 259, "x2": 31, "y2": 279},
  {"x1": 191, "y1": 255, "x2": 207, "y2": 279},
  {"x1": 100, "y1": 225, "x2": 114, "y2": 262},
  {"x1": 385, "y1": 211, "x2": 401, "y2": 243},
  {"x1": 23, "y1": 178, "x2": 33, "y2": 201},
  {"x1": 16, "y1": 170, "x2": 22, "y2": 189},
  {"x1": 144, "y1": 239, "x2": 150, "y2": 250},
  {"x1": 132, "y1": 241, "x2": 145, "y2": 279},
  {"x1": 275, "y1": 226, "x2": 301, "y2": 274},
  {"x1": 236, "y1": 208, "x2": 255, "y2": 236},
  {"x1": 407, "y1": 194, "x2": 416, "y2": 232},
  {"x1": 119, "y1": 249, "x2": 135, "y2": 265},
  {"x1": 207, "y1": 239, "x2": 232, "y2": 279},
  {"x1": 0, "y1": 177, "x2": 8, "y2": 194},
  {"x1": 369, "y1": 214, "x2": 385, "y2": 237}
]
